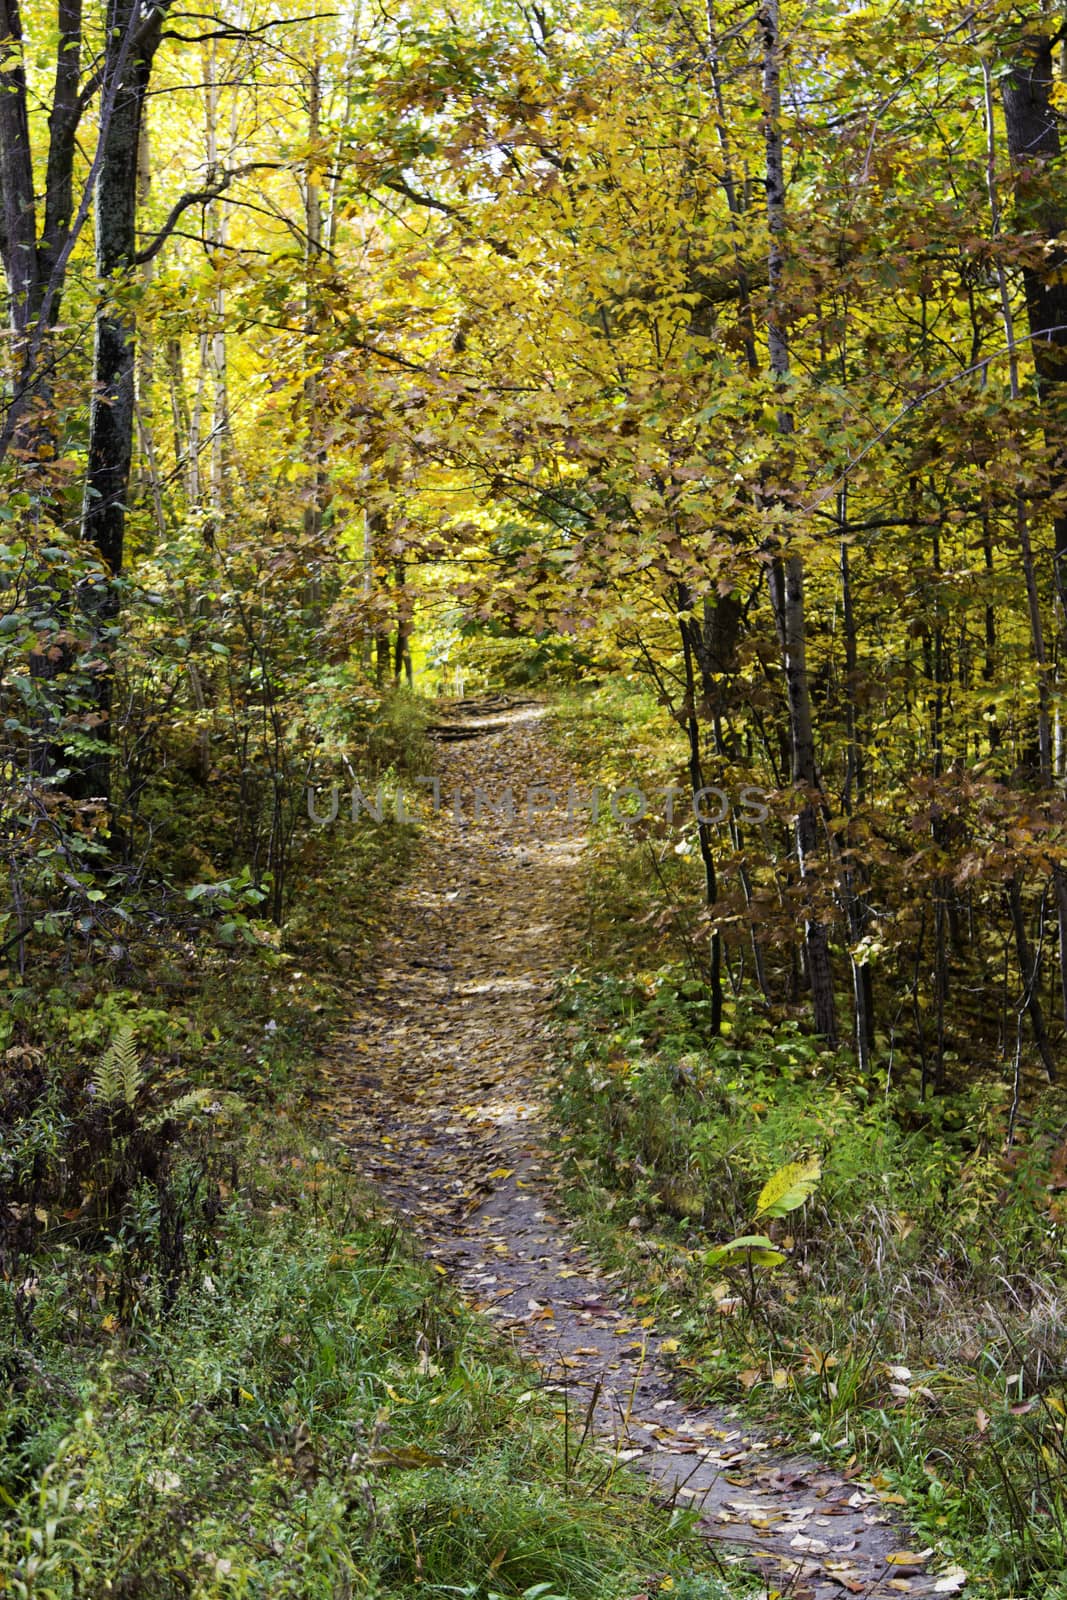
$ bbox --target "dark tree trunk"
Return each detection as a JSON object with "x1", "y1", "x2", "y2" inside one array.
[
  {"x1": 760, "y1": 0, "x2": 837, "y2": 1045},
  {"x1": 392, "y1": 558, "x2": 413, "y2": 687},
  {"x1": 684, "y1": 588, "x2": 771, "y2": 1002},
  {"x1": 838, "y1": 507, "x2": 875, "y2": 1066},
  {"x1": 0, "y1": 0, "x2": 79, "y2": 782},
  {"x1": 375, "y1": 633, "x2": 390, "y2": 687},
  {"x1": 1007, "y1": 876, "x2": 1057, "y2": 1081},
  {"x1": 39, "y1": 0, "x2": 82, "y2": 304},
  {"x1": 0, "y1": 0, "x2": 168, "y2": 799},
  {"x1": 74, "y1": 0, "x2": 166, "y2": 802},
  {"x1": 678, "y1": 590, "x2": 724, "y2": 1034},
  {"x1": 768, "y1": 554, "x2": 838, "y2": 1043},
  {"x1": 1000, "y1": 23, "x2": 1067, "y2": 1030},
  {"x1": 1001, "y1": 27, "x2": 1067, "y2": 609},
  {"x1": 0, "y1": 0, "x2": 83, "y2": 438},
  {"x1": 0, "y1": 2, "x2": 36, "y2": 329}
]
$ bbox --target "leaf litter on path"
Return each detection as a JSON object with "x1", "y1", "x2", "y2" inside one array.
[{"x1": 322, "y1": 700, "x2": 963, "y2": 1600}]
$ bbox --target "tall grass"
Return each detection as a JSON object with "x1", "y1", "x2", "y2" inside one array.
[
  {"x1": 552, "y1": 969, "x2": 1067, "y2": 1597},
  {"x1": 0, "y1": 1116, "x2": 745, "y2": 1598}
]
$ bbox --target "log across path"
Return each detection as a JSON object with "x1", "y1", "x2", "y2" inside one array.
[{"x1": 324, "y1": 701, "x2": 953, "y2": 1600}]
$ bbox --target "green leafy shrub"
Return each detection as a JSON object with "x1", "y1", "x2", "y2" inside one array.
[
  {"x1": 0, "y1": 1120, "x2": 739, "y2": 1599},
  {"x1": 552, "y1": 966, "x2": 1067, "y2": 1596}
]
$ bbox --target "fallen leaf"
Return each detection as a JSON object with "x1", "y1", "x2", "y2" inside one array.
[
  {"x1": 789, "y1": 1533, "x2": 830, "y2": 1554},
  {"x1": 887, "y1": 1550, "x2": 933, "y2": 1567},
  {"x1": 366, "y1": 1445, "x2": 447, "y2": 1470}
]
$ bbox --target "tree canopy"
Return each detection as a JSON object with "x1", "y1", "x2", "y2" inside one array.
[{"x1": 7, "y1": 0, "x2": 1063, "y2": 1071}]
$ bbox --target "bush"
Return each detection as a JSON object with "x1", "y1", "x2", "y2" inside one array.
[
  {"x1": 0, "y1": 1119, "x2": 740, "y2": 1599},
  {"x1": 552, "y1": 967, "x2": 1067, "y2": 1595}
]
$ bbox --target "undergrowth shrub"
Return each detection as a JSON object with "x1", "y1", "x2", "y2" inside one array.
[
  {"x1": 0, "y1": 1120, "x2": 739, "y2": 1599},
  {"x1": 552, "y1": 967, "x2": 1067, "y2": 1596}
]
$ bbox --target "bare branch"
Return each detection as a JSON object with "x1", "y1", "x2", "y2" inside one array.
[
  {"x1": 161, "y1": 12, "x2": 338, "y2": 42},
  {"x1": 376, "y1": 176, "x2": 518, "y2": 258},
  {"x1": 133, "y1": 161, "x2": 288, "y2": 264},
  {"x1": 380, "y1": 175, "x2": 461, "y2": 217}
]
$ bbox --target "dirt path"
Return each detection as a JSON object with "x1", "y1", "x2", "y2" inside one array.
[{"x1": 325, "y1": 703, "x2": 952, "y2": 1600}]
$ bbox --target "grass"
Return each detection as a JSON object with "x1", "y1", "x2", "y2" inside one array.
[
  {"x1": 0, "y1": 688, "x2": 752, "y2": 1600},
  {"x1": 0, "y1": 1113, "x2": 750, "y2": 1599},
  {"x1": 541, "y1": 679, "x2": 1067, "y2": 1597},
  {"x1": 549, "y1": 960, "x2": 1067, "y2": 1598}
]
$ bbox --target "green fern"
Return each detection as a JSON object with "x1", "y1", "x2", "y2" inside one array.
[
  {"x1": 149, "y1": 1087, "x2": 245, "y2": 1127},
  {"x1": 92, "y1": 1027, "x2": 144, "y2": 1109}
]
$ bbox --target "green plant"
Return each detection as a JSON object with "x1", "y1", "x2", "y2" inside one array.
[
  {"x1": 0, "y1": 1119, "x2": 732, "y2": 1599},
  {"x1": 90, "y1": 1027, "x2": 144, "y2": 1109},
  {"x1": 0, "y1": 1415, "x2": 93, "y2": 1599},
  {"x1": 551, "y1": 960, "x2": 1067, "y2": 1595},
  {"x1": 703, "y1": 1156, "x2": 822, "y2": 1314}
]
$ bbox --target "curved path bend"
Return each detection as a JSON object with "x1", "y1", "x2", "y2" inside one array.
[{"x1": 325, "y1": 701, "x2": 951, "y2": 1600}]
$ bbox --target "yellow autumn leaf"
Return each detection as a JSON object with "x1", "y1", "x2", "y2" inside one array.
[
  {"x1": 366, "y1": 1445, "x2": 446, "y2": 1470},
  {"x1": 755, "y1": 1156, "x2": 822, "y2": 1220}
]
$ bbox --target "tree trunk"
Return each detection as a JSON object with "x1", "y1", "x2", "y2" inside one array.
[
  {"x1": 302, "y1": 53, "x2": 328, "y2": 616},
  {"x1": 996, "y1": 29, "x2": 1067, "y2": 1030},
  {"x1": 0, "y1": 0, "x2": 80, "y2": 784},
  {"x1": 202, "y1": 35, "x2": 231, "y2": 515},
  {"x1": 393, "y1": 557, "x2": 413, "y2": 686},
  {"x1": 767, "y1": 554, "x2": 838, "y2": 1042},
  {"x1": 678, "y1": 588, "x2": 724, "y2": 1033},
  {"x1": 838, "y1": 494, "x2": 875, "y2": 1066},
  {"x1": 1001, "y1": 26, "x2": 1067, "y2": 612},
  {"x1": 1007, "y1": 875, "x2": 1057, "y2": 1081},
  {"x1": 76, "y1": 0, "x2": 164, "y2": 801},
  {"x1": 760, "y1": 0, "x2": 837, "y2": 1044},
  {"x1": 0, "y1": 0, "x2": 41, "y2": 360}
]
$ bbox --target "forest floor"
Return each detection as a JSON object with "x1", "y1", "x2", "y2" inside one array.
[{"x1": 323, "y1": 700, "x2": 952, "y2": 1600}]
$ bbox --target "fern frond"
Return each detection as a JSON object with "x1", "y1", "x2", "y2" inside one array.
[
  {"x1": 144, "y1": 1089, "x2": 246, "y2": 1130},
  {"x1": 93, "y1": 1027, "x2": 144, "y2": 1109}
]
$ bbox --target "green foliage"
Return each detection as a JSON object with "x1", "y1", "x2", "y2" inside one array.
[
  {"x1": 90, "y1": 1026, "x2": 144, "y2": 1109},
  {"x1": 702, "y1": 1156, "x2": 822, "y2": 1312},
  {"x1": 755, "y1": 1156, "x2": 822, "y2": 1221},
  {"x1": 455, "y1": 629, "x2": 600, "y2": 690},
  {"x1": 0, "y1": 689, "x2": 742, "y2": 1599},
  {"x1": 0, "y1": 1419, "x2": 92, "y2": 1599},
  {"x1": 703, "y1": 1233, "x2": 786, "y2": 1270},
  {"x1": 0, "y1": 1121, "x2": 736, "y2": 1599},
  {"x1": 552, "y1": 965, "x2": 1067, "y2": 1595}
]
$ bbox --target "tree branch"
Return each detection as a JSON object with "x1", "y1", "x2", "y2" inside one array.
[
  {"x1": 376, "y1": 176, "x2": 518, "y2": 258},
  {"x1": 380, "y1": 175, "x2": 461, "y2": 217},
  {"x1": 161, "y1": 13, "x2": 337, "y2": 42},
  {"x1": 133, "y1": 162, "x2": 287, "y2": 264}
]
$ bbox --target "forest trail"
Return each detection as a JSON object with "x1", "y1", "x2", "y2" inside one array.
[{"x1": 324, "y1": 702, "x2": 946, "y2": 1600}]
